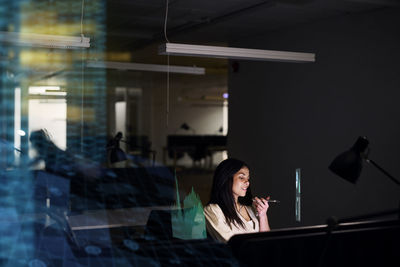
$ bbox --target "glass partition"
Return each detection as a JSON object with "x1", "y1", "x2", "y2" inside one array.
[{"x1": 0, "y1": 1, "x2": 231, "y2": 265}]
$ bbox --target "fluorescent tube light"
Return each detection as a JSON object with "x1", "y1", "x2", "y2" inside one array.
[
  {"x1": 29, "y1": 86, "x2": 66, "y2": 96},
  {"x1": 0, "y1": 31, "x2": 90, "y2": 49},
  {"x1": 86, "y1": 60, "x2": 205, "y2": 75},
  {"x1": 159, "y1": 43, "x2": 315, "y2": 63}
]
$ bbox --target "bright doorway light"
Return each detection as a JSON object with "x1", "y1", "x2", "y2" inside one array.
[{"x1": 28, "y1": 86, "x2": 67, "y2": 156}]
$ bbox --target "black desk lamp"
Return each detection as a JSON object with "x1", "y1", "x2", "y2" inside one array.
[
  {"x1": 329, "y1": 136, "x2": 400, "y2": 186},
  {"x1": 329, "y1": 136, "x2": 400, "y2": 222},
  {"x1": 108, "y1": 132, "x2": 127, "y2": 164},
  {"x1": 180, "y1": 123, "x2": 190, "y2": 131},
  {"x1": 176, "y1": 123, "x2": 196, "y2": 134}
]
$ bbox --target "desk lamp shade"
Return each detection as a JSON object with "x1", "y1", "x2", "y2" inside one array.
[
  {"x1": 180, "y1": 123, "x2": 190, "y2": 131},
  {"x1": 329, "y1": 136, "x2": 369, "y2": 184}
]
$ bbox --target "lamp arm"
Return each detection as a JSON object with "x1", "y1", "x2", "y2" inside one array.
[{"x1": 365, "y1": 158, "x2": 400, "y2": 187}]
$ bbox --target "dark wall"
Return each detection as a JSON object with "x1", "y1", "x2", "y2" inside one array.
[{"x1": 228, "y1": 8, "x2": 400, "y2": 228}]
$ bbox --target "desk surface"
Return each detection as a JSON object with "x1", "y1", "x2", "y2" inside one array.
[{"x1": 69, "y1": 206, "x2": 173, "y2": 230}]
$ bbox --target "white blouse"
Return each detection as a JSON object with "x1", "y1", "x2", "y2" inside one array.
[{"x1": 203, "y1": 203, "x2": 259, "y2": 243}]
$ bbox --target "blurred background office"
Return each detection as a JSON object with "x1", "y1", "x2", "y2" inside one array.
[{"x1": 1, "y1": 0, "x2": 399, "y2": 266}]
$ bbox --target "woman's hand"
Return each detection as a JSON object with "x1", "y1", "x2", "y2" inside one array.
[
  {"x1": 253, "y1": 196, "x2": 270, "y2": 217},
  {"x1": 253, "y1": 196, "x2": 271, "y2": 232}
]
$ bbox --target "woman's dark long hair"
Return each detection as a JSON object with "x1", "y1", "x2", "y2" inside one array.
[{"x1": 208, "y1": 158, "x2": 253, "y2": 229}]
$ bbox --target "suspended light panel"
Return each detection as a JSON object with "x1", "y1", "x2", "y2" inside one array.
[
  {"x1": 0, "y1": 31, "x2": 90, "y2": 49},
  {"x1": 159, "y1": 42, "x2": 315, "y2": 63},
  {"x1": 86, "y1": 60, "x2": 205, "y2": 75}
]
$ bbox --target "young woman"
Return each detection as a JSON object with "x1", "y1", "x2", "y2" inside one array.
[{"x1": 204, "y1": 158, "x2": 271, "y2": 242}]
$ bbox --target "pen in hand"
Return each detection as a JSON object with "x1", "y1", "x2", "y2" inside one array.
[
  {"x1": 252, "y1": 197, "x2": 280, "y2": 203},
  {"x1": 253, "y1": 197, "x2": 280, "y2": 216}
]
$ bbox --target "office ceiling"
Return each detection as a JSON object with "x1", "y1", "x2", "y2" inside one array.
[{"x1": 106, "y1": 0, "x2": 397, "y2": 55}]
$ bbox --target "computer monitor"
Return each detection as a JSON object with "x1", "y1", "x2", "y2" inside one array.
[{"x1": 228, "y1": 219, "x2": 400, "y2": 267}]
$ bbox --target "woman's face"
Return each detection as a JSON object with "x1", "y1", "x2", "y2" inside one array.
[{"x1": 232, "y1": 166, "x2": 250, "y2": 198}]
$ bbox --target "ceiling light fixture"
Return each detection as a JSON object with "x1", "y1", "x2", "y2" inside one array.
[
  {"x1": 86, "y1": 60, "x2": 205, "y2": 75},
  {"x1": 29, "y1": 86, "x2": 66, "y2": 96},
  {"x1": 0, "y1": 31, "x2": 90, "y2": 49},
  {"x1": 159, "y1": 43, "x2": 315, "y2": 63}
]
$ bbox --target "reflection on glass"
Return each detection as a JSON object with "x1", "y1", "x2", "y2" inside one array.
[
  {"x1": 29, "y1": 98, "x2": 67, "y2": 151},
  {"x1": 295, "y1": 168, "x2": 301, "y2": 222},
  {"x1": 0, "y1": 0, "x2": 233, "y2": 265},
  {"x1": 171, "y1": 175, "x2": 206, "y2": 240}
]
